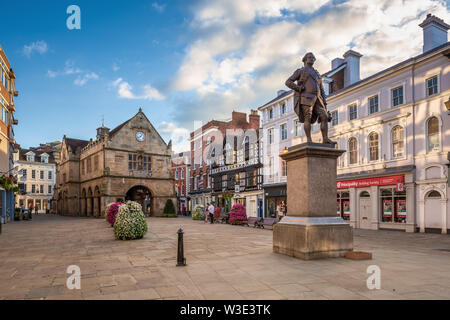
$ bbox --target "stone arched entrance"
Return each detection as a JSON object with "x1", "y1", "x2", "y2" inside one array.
[
  {"x1": 94, "y1": 186, "x2": 101, "y2": 217},
  {"x1": 126, "y1": 186, "x2": 152, "y2": 216},
  {"x1": 87, "y1": 187, "x2": 93, "y2": 217}
]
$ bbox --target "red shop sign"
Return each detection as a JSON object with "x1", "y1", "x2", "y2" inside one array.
[{"x1": 337, "y1": 175, "x2": 405, "y2": 190}]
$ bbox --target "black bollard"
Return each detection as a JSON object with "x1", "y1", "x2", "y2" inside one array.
[{"x1": 176, "y1": 228, "x2": 186, "y2": 266}]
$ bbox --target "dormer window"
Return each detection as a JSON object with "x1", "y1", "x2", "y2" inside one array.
[
  {"x1": 41, "y1": 154, "x2": 49, "y2": 163},
  {"x1": 26, "y1": 152, "x2": 35, "y2": 162}
]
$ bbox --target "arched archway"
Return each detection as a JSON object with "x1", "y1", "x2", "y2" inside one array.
[
  {"x1": 126, "y1": 186, "x2": 152, "y2": 216},
  {"x1": 81, "y1": 188, "x2": 87, "y2": 217},
  {"x1": 87, "y1": 187, "x2": 93, "y2": 217}
]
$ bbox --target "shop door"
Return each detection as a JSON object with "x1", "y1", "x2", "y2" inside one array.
[
  {"x1": 359, "y1": 198, "x2": 371, "y2": 229},
  {"x1": 424, "y1": 191, "x2": 442, "y2": 230}
]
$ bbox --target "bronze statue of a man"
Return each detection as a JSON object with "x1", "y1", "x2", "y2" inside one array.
[{"x1": 285, "y1": 52, "x2": 336, "y2": 145}]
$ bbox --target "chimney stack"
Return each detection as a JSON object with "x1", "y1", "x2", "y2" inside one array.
[
  {"x1": 343, "y1": 50, "x2": 362, "y2": 87},
  {"x1": 419, "y1": 14, "x2": 449, "y2": 53}
]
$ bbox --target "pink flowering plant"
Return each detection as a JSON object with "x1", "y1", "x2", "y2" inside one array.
[
  {"x1": 228, "y1": 203, "x2": 247, "y2": 225},
  {"x1": 106, "y1": 202, "x2": 125, "y2": 226}
]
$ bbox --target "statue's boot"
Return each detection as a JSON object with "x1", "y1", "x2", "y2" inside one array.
[{"x1": 322, "y1": 137, "x2": 337, "y2": 145}]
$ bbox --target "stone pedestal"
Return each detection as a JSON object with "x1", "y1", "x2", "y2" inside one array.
[{"x1": 273, "y1": 143, "x2": 353, "y2": 260}]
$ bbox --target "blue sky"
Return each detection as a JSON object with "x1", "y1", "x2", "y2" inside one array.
[{"x1": 1, "y1": 0, "x2": 449, "y2": 152}]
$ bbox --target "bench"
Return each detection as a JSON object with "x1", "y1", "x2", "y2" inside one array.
[
  {"x1": 217, "y1": 214, "x2": 229, "y2": 224},
  {"x1": 246, "y1": 217, "x2": 262, "y2": 228},
  {"x1": 258, "y1": 218, "x2": 279, "y2": 229}
]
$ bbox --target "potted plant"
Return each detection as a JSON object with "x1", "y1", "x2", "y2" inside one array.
[{"x1": 163, "y1": 199, "x2": 177, "y2": 217}]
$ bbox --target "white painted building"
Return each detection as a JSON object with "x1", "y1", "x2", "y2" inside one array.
[
  {"x1": 13, "y1": 148, "x2": 56, "y2": 213},
  {"x1": 259, "y1": 14, "x2": 450, "y2": 234}
]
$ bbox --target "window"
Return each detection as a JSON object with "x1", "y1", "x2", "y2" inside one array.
[
  {"x1": 175, "y1": 168, "x2": 179, "y2": 179},
  {"x1": 81, "y1": 160, "x2": 85, "y2": 175},
  {"x1": 48, "y1": 171, "x2": 52, "y2": 180},
  {"x1": 48, "y1": 185, "x2": 52, "y2": 194},
  {"x1": 40, "y1": 170, "x2": 44, "y2": 179},
  {"x1": 427, "y1": 117, "x2": 439, "y2": 152},
  {"x1": 348, "y1": 137, "x2": 357, "y2": 164},
  {"x1": 41, "y1": 155, "x2": 48, "y2": 163},
  {"x1": 392, "y1": 86, "x2": 403, "y2": 107},
  {"x1": 32, "y1": 170, "x2": 36, "y2": 179},
  {"x1": 331, "y1": 111, "x2": 338, "y2": 127},
  {"x1": 280, "y1": 124, "x2": 287, "y2": 141},
  {"x1": 348, "y1": 104, "x2": 357, "y2": 120},
  {"x1": 22, "y1": 169, "x2": 27, "y2": 177},
  {"x1": 269, "y1": 108, "x2": 273, "y2": 119},
  {"x1": 181, "y1": 168, "x2": 184, "y2": 179},
  {"x1": 32, "y1": 185, "x2": 36, "y2": 193},
  {"x1": 94, "y1": 155, "x2": 99, "y2": 171},
  {"x1": 268, "y1": 128, "x2": 273, "y2": 144},
  {"x1": 269, "y1": 157, "x2": 274, "y2": 179},
  {"x1": 281, "y1": 103, "x2": 286, "y2": 115},
  {"x1": 369, "y1": 132, "x2": 379, "y2": 161},
  {"x1": 368, "y1": 95, "x2": 379, "y2": 114},
  {"x1": 87, "y1": 157, "x2": 92, "y2": 173},
  {"x1": 281, "y1": 160, "x2": 287, "y2": 177},
  {"x1": 294, "y1": 120, "x2": 301, "y2": 136},
  {"x1": 27, "y1": 154, "x2": 35, "y2": 162},
  {"x1": 392, "y1": 126, "x2": 404, "y2": 158},
  {"x1": 40, "y1": 185, "x2": 44, "y2": 194},
  {"x1": 380, "y1": 188, "x2": 406, "y2": 223},
  {"x1": 426, "y1": 76, "x2": 438, "y2": 96},
  {"x1": 206, "y1": 136, "x2": 211, "y2": 145}
]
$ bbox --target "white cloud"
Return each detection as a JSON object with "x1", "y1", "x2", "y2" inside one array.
[
  {"x1": 158, "y1": 121, "x2": 191, "y2": 153},
  {"x1": 74, "y1": 72, "x2": 99, "y2": 86},
  {"x1": 23, "y1": 40, "x2": 48, "y2": 57},
  {"x1": 171, "y1": 0, "x2": 450, "y2": 128},
  {"x1": 152, "y1": 2, "x2": 166, "y2": 13},
  {"x1": 47, "y1": 60, "x2": 99, "y2": 86},
  {"x1": 112, "y1": 63, "x2": 120, "y2": 72},
  {"x1": 112, "y1": 78, "x2": 164, "y2": 101}
]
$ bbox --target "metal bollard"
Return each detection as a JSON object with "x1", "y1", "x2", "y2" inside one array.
[{"x1": 176, "y1": 228, "x2": 186, "y2": 266}]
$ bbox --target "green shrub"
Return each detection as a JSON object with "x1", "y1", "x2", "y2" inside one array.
[
  {"x1": 113, "y1": 201, "x2": 148, "y2": 240},
  {"x1": 163, "y1": 213, "x2": 177, "y2": 218},
  {"x1": 163, "y1": 199, "x2": 176, "y2": 215},
  {"x1": 192, "y1": 205, "x2": 204, "y2": 220}
]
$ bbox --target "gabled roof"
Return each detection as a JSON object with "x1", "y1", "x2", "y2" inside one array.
[
  {"x1": 18, "y1": 148, "x2": 56, "y2": 163},
  {"x1": 65, "y1": 138, "x2": 89, "y2": 151}
]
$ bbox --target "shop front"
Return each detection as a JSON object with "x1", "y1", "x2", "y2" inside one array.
[
  {"x1": 337, "y1": 173, "x2": 414, "y2": 232},
  {"x1": 263, "y1": 183, "x2": 287, "y2": 219}
]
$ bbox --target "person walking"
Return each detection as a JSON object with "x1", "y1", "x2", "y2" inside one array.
[
  {"x1": 204, "y1": 203, "x2": 209, "y2": 223},
  {"x1": 208, "y1": 202, "x2": 215, "y2": 224},
  {"x1": 21, "y1": 203, "x2": 25, "y2": 214},
  {"x1": 214, "y1": 205, "x2": 221, "y2": 223},
  {"x1": 34, "y1": 204, "x2": 39, "y2": 215}
]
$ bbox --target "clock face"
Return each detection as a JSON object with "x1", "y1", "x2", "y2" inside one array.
[{"x1": 136, "y1": 131, "x2": 146, "y2": 142}]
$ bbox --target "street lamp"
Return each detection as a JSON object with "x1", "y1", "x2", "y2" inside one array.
[{"x1": 445, "y1": 97, "x2": 450, "y2": 114}]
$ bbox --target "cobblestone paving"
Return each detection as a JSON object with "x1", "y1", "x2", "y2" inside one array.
[{"x1": 1, "y1": 214, "x2": 449, "y2": 300}]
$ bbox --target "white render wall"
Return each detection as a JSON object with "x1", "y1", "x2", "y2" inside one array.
[{"x1": 259, "y1": 45, "x2": 450, "y2": 233}]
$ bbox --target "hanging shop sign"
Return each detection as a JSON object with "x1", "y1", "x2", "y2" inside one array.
[{"x1": 337, "y1": 175, "x2": 405, "y2": 190}]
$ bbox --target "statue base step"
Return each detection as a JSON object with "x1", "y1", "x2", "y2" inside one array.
[{"x1": 273, "y1": 217, "x2": 353, "y2": 260}]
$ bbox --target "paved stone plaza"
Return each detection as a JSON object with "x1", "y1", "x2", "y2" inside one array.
[{"x1": 0, "y1": 215, "x2": 449, "y2": 300}]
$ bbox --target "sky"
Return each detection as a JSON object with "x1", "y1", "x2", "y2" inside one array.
[{"x1": 1, "y1": 0, "x2": 449, "y2": 152}]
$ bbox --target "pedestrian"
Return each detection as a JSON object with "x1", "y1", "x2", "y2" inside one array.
[
  {"x1": 214, "y1": 205, "x2": 221, "y2": 222},
  {"x1": 21, "y1": 203, "x2": 25, "y2": 214},
  {"x1": 204, "y1": 203, "x2": 209, "y2": 223},
  {"x1": 208, "y1": 202, "x2": 215, "y2": 224},
  {"x1": 35, "y1": 204, "x2": 39, "y2": 215}
]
